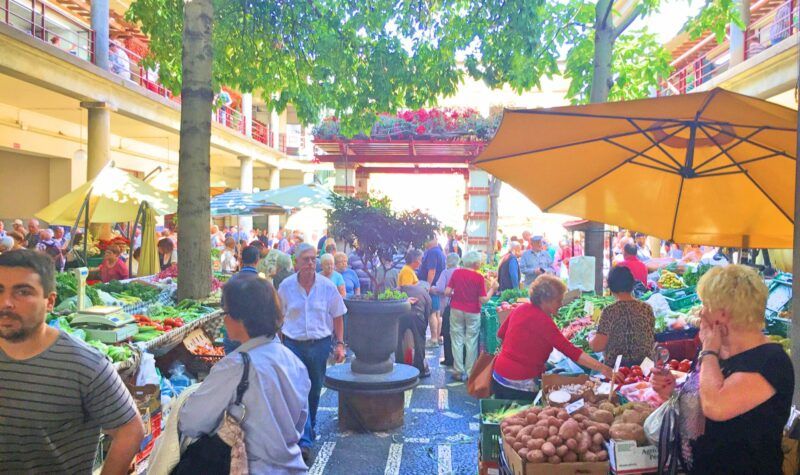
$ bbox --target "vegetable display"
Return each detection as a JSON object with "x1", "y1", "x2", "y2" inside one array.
[
  {"x1": 94, "y1": 280, "x2": 161, "y2": 302},
  {"x1": 658, "y1": 271, "x2": 684, "y2": 289},
  {"x1": 55, "y1": 272, "x2": 102, "y2": 306},
  {"x1": 482, "y1": 402, "x2": 532, "y2": 423},
  {"x1": 499, "y1": 288, "x2": 528, "y2": 304},
  {"x1": 682, "y1": 263, "x2": 712, "y2": 287}
]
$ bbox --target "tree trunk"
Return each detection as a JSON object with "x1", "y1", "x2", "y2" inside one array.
[
  {"x1": 584, "y1": 0, "x2": 617, "y2": 293},
  {"x1": 176, "y1": 0, "x2": 213, "y2": 300},
  {"x1": 791, "y1": 44, "x2": 800, "y2": 404},
  {"x1": 487, "y1": 176, "x2": 502, "y2": 263}
]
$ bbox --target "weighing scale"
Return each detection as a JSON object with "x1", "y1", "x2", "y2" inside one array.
[{"x1": 69, "y1": 267, "x2": 138, "y2": 343}]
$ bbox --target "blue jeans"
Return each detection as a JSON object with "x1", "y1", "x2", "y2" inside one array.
[{"x1": 283, "y1": 335, "x2": 331, "y2": 448}]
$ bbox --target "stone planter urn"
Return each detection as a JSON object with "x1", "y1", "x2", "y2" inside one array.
[
  {"x1": 345, "y1": 298, "x2": 410, "y2": 374},
  {"x1": 324, "y1": 297, "x2": 419, "y2": 432}
]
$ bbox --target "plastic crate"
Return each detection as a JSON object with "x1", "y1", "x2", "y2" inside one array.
[
  {"x1": 482, "y1": 312, "x2": 501, "y2": 355},
  {"x1": 655, "y1": 327, "x2": 699, "y2": 342},
  {"x1": 479, "y1": 399, "x2": 529, "y2": 463},
  {"x1": 660, "y1": 287, "x2": 699, "y2": 311}
]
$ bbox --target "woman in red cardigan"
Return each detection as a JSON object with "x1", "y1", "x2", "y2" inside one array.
[{"x1": 492, "y1": 275, "x2": 613, "y2": 401}]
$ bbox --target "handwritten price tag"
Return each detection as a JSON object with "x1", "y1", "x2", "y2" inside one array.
[{"x1": 566, "y1": 398, "x2": 585, "y2": 415}]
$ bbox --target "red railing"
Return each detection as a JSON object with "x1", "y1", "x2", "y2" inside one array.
[
  {"x1": 1, "y1": 0, "x2": 292, "y2": 148},
  {"x1": 1, "y1": 0, "x2": 94, "y2": 61},
  {"x1": 659, "y1": 0, "x2": 800, "y2": 96},
  {"x1": 213, "y1": 105, "x2": 246, "y2": 134},
  {"x1": 743, "y1": 0, "x2": 799, "y2": 60},
  {"x1": 113, "y1": 42, "x2": 179, "y2": 102},
  {"x1": 252, "y1": 119, "x2": 274, "y2": 146}
]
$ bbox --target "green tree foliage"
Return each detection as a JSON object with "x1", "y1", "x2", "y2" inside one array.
[
  {"x1": 685, "y1": 0, "x2": 747, "y2": 43},
  {"x1": 326, "y1": 194, "x2": 439, "y2": 295}
]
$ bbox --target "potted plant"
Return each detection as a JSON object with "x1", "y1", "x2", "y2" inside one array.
[{"x1": 326, "y1": 194, "x2": 439, "y2": 374}]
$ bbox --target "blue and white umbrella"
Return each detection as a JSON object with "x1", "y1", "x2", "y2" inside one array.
[{"x1": 210, "y1": 189, "x2": 265, "y2": 216}]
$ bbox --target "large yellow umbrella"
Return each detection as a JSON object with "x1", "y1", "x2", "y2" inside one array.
[
  {"x1": 474, "y1": 88, "x2": 796, "y2": 249},
  {"x1": 137, "y1": 206, "x2": 160, "y2": 276},
  {"x1": 36, "y1": 166, "x2": 177, "y2": 225}
]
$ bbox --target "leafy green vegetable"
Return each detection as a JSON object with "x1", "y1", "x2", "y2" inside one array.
[
  {"x1": 683, "y1": 264, "x2": 712, "y2": 288},
  {"x1": 499, "y1": 288, "x2": 528, "y2": 304}
]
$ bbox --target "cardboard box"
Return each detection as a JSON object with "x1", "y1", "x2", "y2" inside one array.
[
  {"x1": 127, "y1": 384, "x2": 161, "y2": 451},
  {"x1": 503, "y1": 438, "x2": 609, "y2": 475},
  {"x1": 606, "y1": 439, "x2": 658, "y2": 474},
  {"x1": 541, "y1": 373, "x2": 590, "y2": 390}
]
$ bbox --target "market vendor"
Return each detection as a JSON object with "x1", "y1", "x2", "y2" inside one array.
[
  {"x1": 588, "y1": 266, "x2": 655, "y2": 367},
  {"x1": 651, "y1": 265, "x2": 793, "y2": 474},
  {"x1": 157, "y1": 237, "x2": 177, "y2": 271},
  {"x1": 93, "y1": 244, "x2": 129, "y2": 283},
  {"x1": 493, "y1": 275, "x2": 613, "y2": 401}
]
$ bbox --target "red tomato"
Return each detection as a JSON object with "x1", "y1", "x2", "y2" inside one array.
[
  {"x1": 624, "y1": 376, "x2": 637, "y2": 385},
  {"x1": 631, "y1": 368, "x2": 644, "y2": 377},
  {"x1": 678, "y1": 362, "x2": 691, "y2": 373},
  {"x1": 164, "y1": 318, "x2": 175, "y2": 327},
  {"x1": 668, "y1": 359, "x2": 680, "y2": 370},
  {"x1": 618, "y1": 367, "x2": 631, "y2": 376}
]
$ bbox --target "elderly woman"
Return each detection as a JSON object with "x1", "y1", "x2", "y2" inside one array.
[
  {"x1": 178, "y1": 276, "x2": 311, "y2": 474},
  {"x1": 445, "y1": 251, "x2": 498, "y2": 381},
  {"x1": 334, "y1": 252, "x2": 361, "y2": 298},
  {"x1": 651, "y1": 265, "x2": 793, "y2": 474},
  {"x1": 434, "y1": 252, "x2": 461, "y2": 367},
  {"x1": 588, "y1": 266, "x2": 655, "y2": 367},
  {"x1": 271, "y1": 250, "x2": 294, "y2": 290},
  {"x1": 493, "y1": 275, "x2": 613, "y2": 401},
  {"x1": 320, "y1": 253, "x2": 346, "y2": 298}
]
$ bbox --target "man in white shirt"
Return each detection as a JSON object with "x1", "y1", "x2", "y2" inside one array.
[
  {"x1": 634, "y1": 232, "x2": 652, "y2": 262},
  {"x1": 277, "y1": 242, "x2": 346, "y2": 462},
  {"x1": 109, "y1": 42, "x2": 131, "y2": 81}
]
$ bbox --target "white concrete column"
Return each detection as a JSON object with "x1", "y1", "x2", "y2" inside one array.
[
  {"x1": 90, "y1": 0, "x2": 109, "y2": 70},
  {"x1": 355, "y1": 168, "x2": 369, "y2": 199},
  {"x1": 242, "y1": 93, "x2": 253, "y2": 138},
  {"x1": 81, "y1": 102, "x2": 110, "y2": 180},
  {"x1": 270, "y1": 110, "x2": 280, "y2": 149},
  {"x1": 303, "y1": 172, "x2": 315, "y2": 184},
  {"x1": 333, "y1": 164, "x2": 356, "y2": 196},
  {"x1": 238, "y1": 156, "x2": 254, "y2": 234},
  {"x1": 730, "y1": 0, "x2": 751, "y2": 66},
  {"x1": 465, "y1": 168, "x2": 490, "y2": 255},
  {"x1": 268, "y1": 167, "x2": 281, "y2": 234}
]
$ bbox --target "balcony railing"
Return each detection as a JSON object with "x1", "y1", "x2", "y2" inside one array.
[
  {"x1": 213, "y1": 105, "x2": 246, "y2": 135},
  {"x1": 2, "y1": 0, "x2": 94, "y2": 61},
  {"x1": 744, "y1": 0, "x2": 799, "y2": 60},
  {"x1": 0, "y1": 0, "x2": 291, "y2": 148},
  {"x1": 659, "y1": 0, "x2": 799, "y2": 95}
]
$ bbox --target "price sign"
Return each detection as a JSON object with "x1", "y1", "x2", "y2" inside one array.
[
  {"x1": 613, "y1": 354, "x2": 623, "y2": 373},
  {"x1": 566, "y1": 398, "x2": 585, "y2": 415}
]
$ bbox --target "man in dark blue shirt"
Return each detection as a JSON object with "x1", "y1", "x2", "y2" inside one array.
[{"x1": 417, "y1": 238, "x2": 446, "y2": 348}]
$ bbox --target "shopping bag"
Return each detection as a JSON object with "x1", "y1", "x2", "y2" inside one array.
[{"x1": 467, "y1": 351, "x2": 495, "y2": 399}]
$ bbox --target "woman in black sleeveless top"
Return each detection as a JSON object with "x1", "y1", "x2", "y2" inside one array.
[{"x1": 651, "y1": 265, "x2": 793, "y2": 474}]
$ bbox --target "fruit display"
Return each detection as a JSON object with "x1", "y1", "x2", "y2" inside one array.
[{"x1": 658, "y1": 270, "x2": 684, "y2": 289}]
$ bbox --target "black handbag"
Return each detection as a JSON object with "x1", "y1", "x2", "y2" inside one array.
[{"x1": 171, "y1": 352, "x2": 251, "y2": 475}]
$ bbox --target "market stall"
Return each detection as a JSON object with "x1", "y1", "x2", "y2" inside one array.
[{"x1": 472, "y1": 89, "x2": 798, "y2": 474}]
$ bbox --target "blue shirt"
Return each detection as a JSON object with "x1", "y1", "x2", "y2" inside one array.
[
  {"x1": 239, "y1": 266, "x2": 258, "y2": 275},
  {"x1": 508, "y1": 256, "x2": 521, "y2": 290},
  {"x1": 179, "y1": 336, "x2": 310, "y2": 474},
  {"x1": 519, "y1": 249, "x2": 554, "y2": 285},
  {"x1": 324, "y1": 271, "x2": 345, "y2": 290},
  {"x1": 417, "y1": 245, "x2": 446, "y2": 284},
  {"x1": 340, "y1": 268, "x2": 361, "y2": 298}
]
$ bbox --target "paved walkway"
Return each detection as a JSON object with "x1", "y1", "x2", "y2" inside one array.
[{"x1": 308, "y1": 346, "x2": 481, "y2": 475}]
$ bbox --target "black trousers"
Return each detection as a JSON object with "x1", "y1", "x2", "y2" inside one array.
[
  {"x1": 397, "y1": 311, "x2": 428, "y2": 373},
  {"x1": 441, "y1": 305, "x2": 454, "y2": 365}
]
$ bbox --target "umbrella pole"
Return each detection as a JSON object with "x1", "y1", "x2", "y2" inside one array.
[
  {"x1": 67, "y1": 191, "x2": 91, "y2": 255},
  {"x1": 131, "y1": 202, "x2": 147, "y2": 277},
  {"x1": 83, "y1": 192, "x2": 89, "y2": 264}
]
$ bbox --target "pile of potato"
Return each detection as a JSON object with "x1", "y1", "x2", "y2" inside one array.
[{"x1": 500, "y1": 401, "x2": 655, "y2": 465}]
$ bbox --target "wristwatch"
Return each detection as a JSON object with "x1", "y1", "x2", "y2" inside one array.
[{"x1": 334, "y1": 340, "x2": 345, "y2": 347}]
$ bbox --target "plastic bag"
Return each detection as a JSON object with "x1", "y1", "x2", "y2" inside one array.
[
  {"x1": 646, "y1": 293, "x2": 672, "y2": 318},
  {"x1": 136, "y1": 352, "x2": 161, "y2": 386},
  {"x1": 568, "y1": 256, "x2": 596, "y2": 292}
]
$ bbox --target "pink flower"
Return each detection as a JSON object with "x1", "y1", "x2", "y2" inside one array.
[{"x1": 415, "y1": 125, "x2": 427, "y2": 134}]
